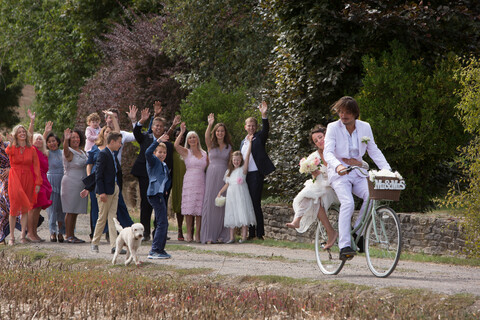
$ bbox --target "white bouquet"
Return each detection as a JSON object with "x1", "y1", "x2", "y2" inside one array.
[
  {"x1": 299, "y1": 156, "x2": 322, "y2": 182},
  {"x1": 215, "y1": 196, "x2": 226, "y2": 207},
  {"x1": 299, "y1": 157, "x2": 321, "y2": 174},
  {"x1": 369, "y1": 169, "x2": 403, "y2": 182}
]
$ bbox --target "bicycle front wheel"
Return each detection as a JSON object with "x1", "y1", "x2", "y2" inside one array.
[
  {"x1": 365, "y1": 206, "x2": 402, "y2": 278},
  {"x1": 315, "y1": 207, "x2": 345, "y2": 275}
]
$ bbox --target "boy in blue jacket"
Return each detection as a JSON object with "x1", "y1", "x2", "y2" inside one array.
[{"x1": 145, "y1": 135, "x2": 172, "y2": 259}]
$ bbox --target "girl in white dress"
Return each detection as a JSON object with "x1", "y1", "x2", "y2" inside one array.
[{"x1": 217, "y1": 136, "x2": 256, "y2": 243}]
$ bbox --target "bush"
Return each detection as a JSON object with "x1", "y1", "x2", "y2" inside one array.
[
  {"x1": 444, "y1": 57, "x2": 480, "y2": 257},
  {"x1": 179, "y1": 79, "x2": 258, "y2": 149},
  {"x1": 356, "y1": 41, "x2": 467, "y2": 212}
]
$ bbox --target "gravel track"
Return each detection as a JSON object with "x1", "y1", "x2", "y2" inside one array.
[{"x1": 25, "y1": 212, "x2": 480, "y2": 298}]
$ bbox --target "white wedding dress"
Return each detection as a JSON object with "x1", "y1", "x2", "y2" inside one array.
[{"x1": 293, "y1": 151, "x2": 339, "y2": 233}]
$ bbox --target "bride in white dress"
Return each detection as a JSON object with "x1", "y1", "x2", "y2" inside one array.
[{"x1": 286, "y1": 125, "x2": 340, "y2": 248}]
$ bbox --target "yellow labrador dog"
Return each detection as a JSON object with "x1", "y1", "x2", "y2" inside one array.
[{"x1": 112, "y1": 218, "x2": 144, "y2": 266}]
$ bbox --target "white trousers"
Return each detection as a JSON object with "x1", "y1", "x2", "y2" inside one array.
[{"x1": 330, "y1": 172, "x2": 369, "y2": 249}]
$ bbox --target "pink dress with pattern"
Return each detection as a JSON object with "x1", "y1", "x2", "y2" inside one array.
[{"x1": 181, "y1": 149, "x2": 207, "y2": 216}]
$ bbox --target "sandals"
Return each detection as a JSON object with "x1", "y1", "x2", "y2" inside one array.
[
  {"x1": 8, "y1": 239, "x2": 15, "y2": 246},
  {"x1": 66, "y1": 236, "x2": 85, "y2": 244},
  {"x1": 178, "y1": 235, "x2": 185, "y2": 241}
]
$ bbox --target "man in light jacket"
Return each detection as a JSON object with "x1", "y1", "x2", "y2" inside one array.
[{"x1": 324, "y1": 96, "x2": 391, "y2": 261}]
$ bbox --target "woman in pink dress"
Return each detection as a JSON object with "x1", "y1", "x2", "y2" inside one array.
[
  {"x1": 174, "y1": 122, "x2": 207, "y2": 243},
  {"x1": 28, "y1": 133, "x2": 52, "y2": 242},
  {"x1": 27, "y1": 112, "x2": 53, "y2": 242}
]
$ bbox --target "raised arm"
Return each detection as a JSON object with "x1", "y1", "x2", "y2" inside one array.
[
  {"x1": 243, "y1": 135, "x2": 253, "y2": 175},
  {"x1": 174, "y1": 122, "x2": 189, "y2": 158},
  {"x1": 27, "y1": 109, "x2": 35, "y2": 144},
  {"x1": 43, "y1": 121, "x2": 53, "y2": 141},
  {"x1": 205, "y1": 113, "x2": 215, "y2": 151},
  {"x1": 103, "y1": 110, "x2": 120, "y2": 133},
  {"x1": 63, "y1": 129, "x2": 73, "y2": 162},
  {"x1": 126, "y1": 105, "x2": 138, "y2": 127},
  {"x1": 165, "y1": 114, "x2": 181, "y2": 138}
]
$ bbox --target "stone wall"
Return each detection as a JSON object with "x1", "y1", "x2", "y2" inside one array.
[{"x1": 263, "y1": 205, "x2": 466, "y2": 256}]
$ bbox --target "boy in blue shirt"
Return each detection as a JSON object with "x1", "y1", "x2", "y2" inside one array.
[{"x1": 145, "y1": 135, "x2": 171, "y2": 259}]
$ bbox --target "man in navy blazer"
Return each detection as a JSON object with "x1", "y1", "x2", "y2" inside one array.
[
  {"x1": 91, "y1": 132, "x2": 124, "y2": 254},
  {"x1": 240, "y1": 101, "x2": 275, "y2": 240}
]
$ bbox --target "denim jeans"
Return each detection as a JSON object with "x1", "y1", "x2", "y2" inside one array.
[{"x1": 148, "y1": 193, "x2": 168, "y2": 254}]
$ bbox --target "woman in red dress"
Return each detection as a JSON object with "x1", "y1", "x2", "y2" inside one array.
[{"x1": 6, "y1": 125, "x2": 42, "y2": 245}]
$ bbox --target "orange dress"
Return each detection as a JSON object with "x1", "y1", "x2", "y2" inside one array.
[{"x1": 6, "y1": 145, "x2": 42, "y2": 216}]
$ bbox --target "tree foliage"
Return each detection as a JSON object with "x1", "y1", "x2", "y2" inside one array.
[
  {"x1": 444, "y1": 57, "x2": 480, "y2": 257},
  {"x1": 356, "y1": 41, "x2": 467, "y2": 212},
  {"x1": 179, "y1": 79, "x2": 257, "y2": 149},
  {"x1": 0, "y1": 0, "x2": 162, "y2": 132},
  {"x1": 261, "y1": 0, "x2": 480, "y2": 204},
  {"x1": 76, "y1": 14, "x2": 187, "y2": 128},
  {"x1": 163, "y1": 0, "x2": 274, "y2": 91},
  {"x1": 76, "y1": 13, "x2": 188, "y2": 171},
  {"x1": 0, "y1": 64, "x2": 22, "y2": 128}
]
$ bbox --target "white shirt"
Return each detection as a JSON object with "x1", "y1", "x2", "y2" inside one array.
[
  {"x1": 345, "y1": 127, "x2": 360, "y2": 159},
  {"x1": 116, "y1": 130, "x2": 135, "y2": 164},
  {"x1": 241, "y1": 138, "x2": 258, "y2": 172}
]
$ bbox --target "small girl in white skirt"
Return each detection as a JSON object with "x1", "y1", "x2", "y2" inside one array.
[{"x1": 217, "y1": 136, "x2": 256, "y2": 243}]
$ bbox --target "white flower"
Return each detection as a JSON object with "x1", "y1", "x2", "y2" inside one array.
[
  {"x1": 369, "y1": 169, "x2": 404, "y2": 182},
  {"x1": 361, "y1": 136, "x2": 371, "y2": 144}
]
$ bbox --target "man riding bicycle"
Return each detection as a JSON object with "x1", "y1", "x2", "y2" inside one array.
[{"x1": 324, "y1": 96, "x2": 391, "y2": 261}]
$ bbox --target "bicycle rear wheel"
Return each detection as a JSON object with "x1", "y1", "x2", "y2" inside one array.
[
  {"x1": 315, "y1": 207, "x2": 345, "y2": 275},
  {"x1": 365, "y1": 206, "x2": 402, "y2": 278}
]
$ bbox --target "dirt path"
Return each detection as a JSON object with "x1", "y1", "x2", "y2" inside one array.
[{"x1": 28, "y1": 212, "x2": 480, "y2": 297}]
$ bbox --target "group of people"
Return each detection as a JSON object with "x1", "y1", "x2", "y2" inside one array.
[
  {"x1": 0, "y1": 99, "x2": 276, "y2": 260},
  {"x1": 0, "y1": 95, "x2": 391, "y2": 262}
]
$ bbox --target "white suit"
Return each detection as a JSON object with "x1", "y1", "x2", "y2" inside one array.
[{"x1": 324, "y1": 119, "x2": 391, "y2": 249}]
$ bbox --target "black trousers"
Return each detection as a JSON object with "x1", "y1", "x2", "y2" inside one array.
[
  {"x1": 246, "y1": 171, "x2": 264, "y2": 238},
  {"x1": 137, "y1": 175, "x2": 153, "y2": 237}
]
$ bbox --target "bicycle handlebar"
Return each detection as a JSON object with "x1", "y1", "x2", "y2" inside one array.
[{"x1": 338, "y1": 165, "x2": 368, "y2": 176}]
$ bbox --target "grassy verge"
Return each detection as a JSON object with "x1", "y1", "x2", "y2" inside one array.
[{"x1": 0, "y1": 249, "x2": 477, "y2": 319}]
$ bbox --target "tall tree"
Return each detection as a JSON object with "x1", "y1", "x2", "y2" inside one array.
[
  {"x1": 163, "y1": 0, "x2": 274, "y2": 91},
  {"x1": 0, "y1": 0, "x2": 162, "y2": 131},
  {"x1": 261, "y1": 0, "x2": 480, "y2": 204}
]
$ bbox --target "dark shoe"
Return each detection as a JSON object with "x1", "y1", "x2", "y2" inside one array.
[
  {"x1": 247, "y1": 236, "x2": 255, "y2": 240},
  {"x1": 339, "y1": 246, "x2": 356, "y2": 261},
  {"x1": 355, "y1": 234, "x2": 365, "y2": 253},
  {"x1": 58, "y1": 234, "x2": 64, "y2": 243},
  {"x1": 143, "y1": 234, "x2": 151, "y2": 242},
  {"x1": 111, "y1": 247, "x2": 127, "y2": 255},
  {"x1": 67, "y1": 237, "x2": 85, "y2": 244},
  {"x1": 105, "y1": 232, "x2": 109, "y2": 242},
  {"x1": 257, "y1": 236, "x2": 264, "y2": 241},
  {"x1": 50, "y1": 234, "x2": 57, "y2": 243}
]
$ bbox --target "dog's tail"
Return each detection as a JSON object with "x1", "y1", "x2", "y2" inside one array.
[{"x1": 113, "y1": 218, "x2": 123, "y2": 233}]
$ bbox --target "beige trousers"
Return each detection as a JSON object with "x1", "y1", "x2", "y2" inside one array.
[{"x1": 92, "y1": 185, "x2": 119, "y2": 248}]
